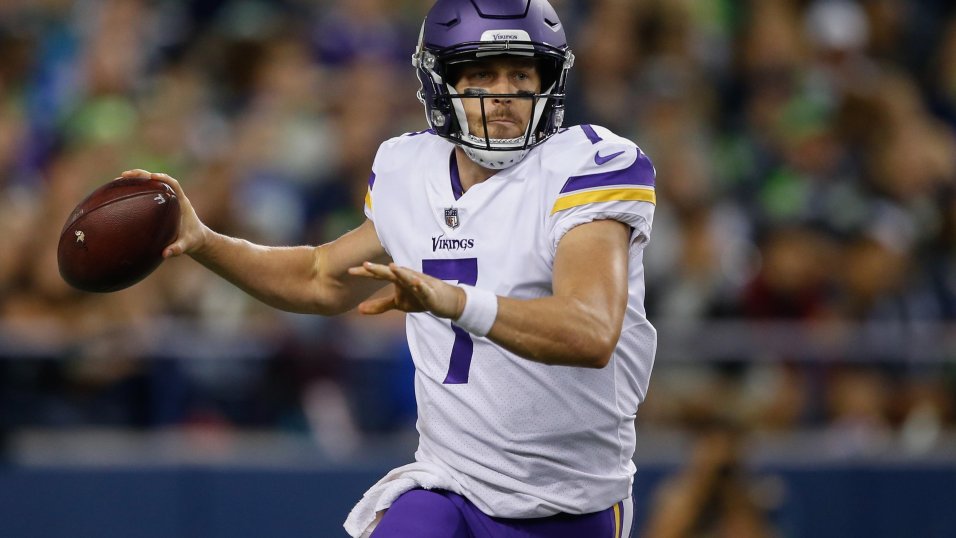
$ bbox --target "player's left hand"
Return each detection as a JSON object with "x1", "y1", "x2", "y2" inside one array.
[{"x1": 348, "y1": 262, "x2": 465, "y2": 319}]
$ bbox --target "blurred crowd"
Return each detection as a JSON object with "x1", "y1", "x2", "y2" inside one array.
[{"x1": 1, "y1": 0, "x2": 955, "y2": 480}]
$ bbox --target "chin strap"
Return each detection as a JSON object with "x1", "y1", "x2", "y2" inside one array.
[{"x1": 460, "y1": 133, "x2": 533, "y2": 169}]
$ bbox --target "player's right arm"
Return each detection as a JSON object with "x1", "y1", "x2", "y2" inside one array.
[{"x1": 121, "y1": 169, "x2": 390, "y2": 316}]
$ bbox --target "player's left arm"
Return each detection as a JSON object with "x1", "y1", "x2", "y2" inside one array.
[
  {"x1": 488, "y1": 218, "x2": 629, "y2": 367},
  {"x1": 349, "y1": 218, "x2": 630, "y2": 368}
]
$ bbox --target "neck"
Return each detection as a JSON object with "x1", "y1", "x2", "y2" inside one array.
[{"x1": 455, "y1": 146, "x2": 497, "y2": 192}]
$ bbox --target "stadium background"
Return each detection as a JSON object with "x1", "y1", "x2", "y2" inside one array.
[{"x1": 1, "y1": 0, "x2": 955, "y2": 536}]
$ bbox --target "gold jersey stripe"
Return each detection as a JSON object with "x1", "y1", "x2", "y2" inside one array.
[
  {"x1": 365, "y1": 188, "x2": 372, "y2": 210},
  {"x1": 550, "y1": 186, "x2": 656, "y2": 215}
]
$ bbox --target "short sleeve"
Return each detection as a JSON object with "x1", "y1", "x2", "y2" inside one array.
[
  {"x1": 363, "y1": 171, "x2": 376, "y2": 221},
  {"x1": 548, "y1": 147, "x2": 656, "y2": 253}
]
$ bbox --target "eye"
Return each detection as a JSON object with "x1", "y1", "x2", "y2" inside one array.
[{"x1": 513, "y1": 70, "x2": 537, "y2": 84}]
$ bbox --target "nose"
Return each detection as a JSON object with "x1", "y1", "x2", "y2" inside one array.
[{"x1": 489, "y1": 72, "x2": 517, "y2": 103}]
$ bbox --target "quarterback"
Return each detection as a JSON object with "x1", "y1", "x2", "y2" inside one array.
[{"x1": 124, "y1": 0, "x2": 656, "y2": 536}]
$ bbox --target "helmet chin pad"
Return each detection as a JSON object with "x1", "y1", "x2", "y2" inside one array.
[{"x1": 461, "y1": 134, "x2": 532, "y2": 169}]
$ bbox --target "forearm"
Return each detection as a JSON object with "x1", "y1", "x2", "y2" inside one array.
[
  {"x1": 484, "y1": 295, "x2": 622, "y2": 368},
  {"x1": 190, "y1": 230, "x2": 331, "y2": 314},
  {"x1": 349, "y1": 221, "x2": 630, "y2": 366},
  {"x1": 481, "y1": 219, "x2": 629, "y2": 368},
  {"x1": 119, "y1": 171, "x2": 388, "y2": 314}
]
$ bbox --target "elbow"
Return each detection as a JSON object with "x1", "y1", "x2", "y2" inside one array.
[
  {"x1": 584, "y1": 307, "x2": 623, "y2": 368},
  {"x1": 559, "y1": 302, "x2": 622, "y2": 368},
  {"x1": 587, "y1": 340, "x2": 616, "y2": 369},
  {"x1": 273, "y1": 284, "x2": 346, "y2": 316},
  {"x1": 302, "y1": 303, "x2": 341, "y2": 317},
  {"x1": 270, "y1": 298, "x2": 339, "y2": 316},
  {"x1": 566, "y1": 348, "x2": 613, "y2": 369},
  {"x1": 589, "y1": 350, "x2": 614, "y2": 369},
  {"x1": 302, "y1": 291, "x2": 350, "y2": 316},
  {"x1": 569, "y1": 330, "x2": 619, "y2": 369}
]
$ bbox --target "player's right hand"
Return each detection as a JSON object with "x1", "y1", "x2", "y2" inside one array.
[{"x1": 120, "y1": 169, "x2": 209, "y2": 258}]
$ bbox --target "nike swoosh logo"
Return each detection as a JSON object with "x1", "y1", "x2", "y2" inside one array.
[{"x1": 594, "y1": 150, "x2": 625, "y2": 166}]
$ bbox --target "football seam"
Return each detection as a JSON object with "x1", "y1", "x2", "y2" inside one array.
[{"x1": 64, "y1": 189, "x2": 176, "y2": 230}]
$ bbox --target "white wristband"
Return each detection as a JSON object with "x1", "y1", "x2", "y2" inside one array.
[{"x1": 455, "y1": 285, "x2": 498, "y2": 337}]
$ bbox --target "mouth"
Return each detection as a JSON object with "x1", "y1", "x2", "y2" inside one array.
[
  {"x1": 484, "y1": 123, "x2": 522, "y2": 138},
  {"x1": 474, "y1": 114, "x2": 525, "y2": 139}
]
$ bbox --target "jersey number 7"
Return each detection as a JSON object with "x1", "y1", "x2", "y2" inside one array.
[{"x1": 422, "y1": 258, "x2": 477, "y2": 384}]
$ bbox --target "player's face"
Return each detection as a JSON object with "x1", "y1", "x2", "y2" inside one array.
[{"x1": 452, "y1": 58, "x2": 542, "y2": 140}]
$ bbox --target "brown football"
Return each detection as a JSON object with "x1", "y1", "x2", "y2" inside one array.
[{"x1": 57, "y1": 178, "x2": 180, "y2": 293}]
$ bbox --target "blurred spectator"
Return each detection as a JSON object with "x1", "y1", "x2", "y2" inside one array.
[
  {"x1": 643, "y1": 421, "x2": 779, "y2": 538},
  {"x1": 824, "y1": 366, "x2": 893, "y2": 456},
  {"x1": 739, "y1": 226, "x2": 835, "y2": 321}
]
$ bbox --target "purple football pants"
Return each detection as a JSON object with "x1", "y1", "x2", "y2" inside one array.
[{"x1": 370, "y1": 489, "x2": 635, "y2": 538}]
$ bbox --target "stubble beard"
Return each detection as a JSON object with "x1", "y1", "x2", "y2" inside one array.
[{"x1": 468, "y1": 103, "x2": 533, "y2": 140}]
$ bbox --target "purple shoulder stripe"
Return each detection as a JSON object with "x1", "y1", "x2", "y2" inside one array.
[
  {"x1": 580, "y1": 124, "x2": 603, "y2": 144},
  {"x1": 368, "y1": 172, "x2": 376, "y2": 189},
  {"x1": 559, "y1": 151, "x2": 655, "y2": 194},
  {"x1": 405, "y1": 128, "x2": 436, "y2": 137}
]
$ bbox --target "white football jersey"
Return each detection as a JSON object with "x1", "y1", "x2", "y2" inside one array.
[{"x1": 363, "y1": 124, "x2": 657, "y2": 518}]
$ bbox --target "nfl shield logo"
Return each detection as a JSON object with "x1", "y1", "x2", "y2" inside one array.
[{"x1": 444, "y1": 208, "x2": 460, "y2": 229}]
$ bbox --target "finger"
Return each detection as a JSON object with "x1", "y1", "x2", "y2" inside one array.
[
  {"x1": 347, "y1": 264, "x2": 395, "y2": 281},
  {"x1": 163, "y1": 240, "x2": 186, "y2": 258},
  {"x1": 120, "y1": 169, "x2": 152, "y2": 179},
  {"x1": 149, "y1": 172, "x2": 186, "y2": 199},
  {"x1": 360, "y1": 262, "x2": 401, "y2": 282},
  {"x1": 391, "y1": 266, "x2": 431, "y2": 297},
  {"x1": 358, "y1": 295, "x2": 398, "y2": 315},
  {"x1": 391, "y1": 265, "x2": 423, "y2": 286},
  {"x1": 347, "y1": 266, "x2": 384, "y2": 279}
]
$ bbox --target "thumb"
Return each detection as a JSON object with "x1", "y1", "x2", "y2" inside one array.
[
  {"x1": 358, "y1": 295, "x2": 398, "y2": 315},
  {"x1": 163, "y1": 240, "x2": 186, "y2": 258}
]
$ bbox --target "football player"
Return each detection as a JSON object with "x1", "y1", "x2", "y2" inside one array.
[{"x1": 123, "y1": 1, "x2": 656, "y2": 537}]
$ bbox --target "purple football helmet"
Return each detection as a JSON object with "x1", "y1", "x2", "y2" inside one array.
[{"x1": 412, "y1": 0, "x2": 575, "y2": 169}]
